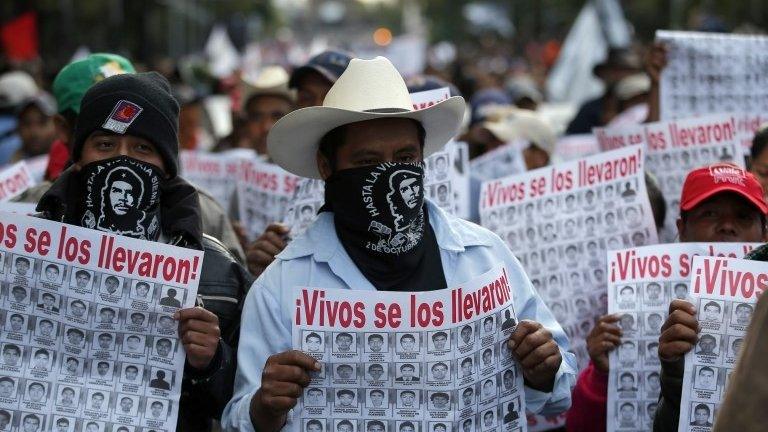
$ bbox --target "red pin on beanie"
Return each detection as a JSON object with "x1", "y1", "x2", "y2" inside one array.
[{"x1": 680, "y1": 163, "x2": 768, "y2": 214}]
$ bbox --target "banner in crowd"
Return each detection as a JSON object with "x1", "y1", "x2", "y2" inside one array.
[
  {"x1": 236, "y1": 159, "x2": 300, "y2": 241},
  {"x1": 656, "y1": 30, "x2": 768, "y2": 148},
  {"x1": 552, "y1": 134, "x2": 600, "y2": 163},
  {"x1": 0, "y1": 161, "x2": 35, "y2": 203},
  {"x1": 24, "y1": 155, "x2": 48, "y2": 183},
  {"x1": 470, "y1": 141, "x2": 526, "y2": 182},
  {"x1": 677, "y1": 256, "x2": 765, "y2": 431},
  {"x1": 0, "y1": 211, "x2": 203, "y2": 432},
  {"x1": 179, "y1": 150, "x2": 256, "y2": 211},
  {"x1": 292, "y1": 265, "x2": 527, "y2": 432},
  {"x1": 479, "y1": 145, "x2": 658, "y2": 368},
  {"x1": 283, "y1": 178, "x2": 326, "y2": 239},
  {"x1": 593, "y1": 113, "x2": 746, "y2": 241},
  {"x1": 605, "y1": 243, "x2": 757, "y2": 431}
]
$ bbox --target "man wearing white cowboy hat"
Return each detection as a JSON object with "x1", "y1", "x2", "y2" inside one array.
[{"x1": 222, "y1": 57, "x2": 576, "y2": 432}]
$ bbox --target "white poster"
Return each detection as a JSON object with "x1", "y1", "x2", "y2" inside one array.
[
  {"x1": 479, "y1": 145, "x2": 658, "y2": 368},
  {"x1": 656, "y1": 30, "x2": 768, "y2": 148},
  {"x1": 292, "y1": 265, "x2": 526, "y2": 432},
  {"x1": 605, "y1": 243, "x2": 757, "y2": 431},
  {"x1": 236, "y1": 159, "x2": 300, "y2": 241},
  {"x1": 677, "y1": 256, "x2": 766, "y2": 431},
  {"x1": 179, "y1": 150, "x2": 255, "y2": 211},
  {"x1": 283, "y1": 178, "x2": 326, "y2": 239},
  {"x1": 0, "y1": 161, "x2": 35, "y2": 203},
  {"x1": 0, "y1": 211, "x2": 203, "y2": 432},
  {"x1": 470, "y1": 142, "x2": 527, "y2": 183},
  {"x1": 594, "y1": 113, "x2": 746, "y2": 241}
]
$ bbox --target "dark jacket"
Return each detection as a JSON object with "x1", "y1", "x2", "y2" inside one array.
[
  {"x1": 37, "y1": 167, "x2": 254, "y2": 432},
  {"x1": 653, "y1": 245, "x2": 768, "y2": 432}
]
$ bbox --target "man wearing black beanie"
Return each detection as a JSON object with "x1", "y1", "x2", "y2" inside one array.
[{"x1": 34, "y1": 72, "x2": 253, "y2": 432}]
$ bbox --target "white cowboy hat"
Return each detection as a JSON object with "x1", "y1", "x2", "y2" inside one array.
[
  {"x1": 241, "y1": 65, "x2": 295, "y2": 108},
  {"x1": 267, "y1": 56, "x2": 466, "y2": 179},
  {"x1": 481, "y1": 106, "x2": 556, "y2": 155}
]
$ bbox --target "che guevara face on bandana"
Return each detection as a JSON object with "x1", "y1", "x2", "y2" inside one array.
[
  {"x1": 79, "y1": 156, "x2": 162, "y2": 241},
  {"x1": 327, "y1": 162, "x2": 426, "y2": 256}
]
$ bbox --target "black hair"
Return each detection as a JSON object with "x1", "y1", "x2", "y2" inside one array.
[
  {"x1": 751, "y1": 125, "x2": 768, "y2": 162},
  {"x1": 318, "y1": 120, "x2": 426, "y2": 172}
]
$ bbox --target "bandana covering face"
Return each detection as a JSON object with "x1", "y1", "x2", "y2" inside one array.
[
  {"x1": 325, "y1": 163, "x2": 446, "y2": 292},
  {"x1": 79, "y1": 156, "x2": 162, "y2": 241}
]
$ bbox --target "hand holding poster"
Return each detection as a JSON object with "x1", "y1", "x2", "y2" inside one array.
[
  {"x1": 479, "y1": 145, "x2": 658, "y2": 368},
  {"x1": 0, "y1": 161, "x2": 35, "y2": 203},
  {"x1": 236, "y1": 159, "x2": 300, "y2": 241},
  {"x1": 605, "y1": 243, "x2": 758, "y2": 431},
  {"x1": 677, "y1": 256, "x2": 767, "y2": 432},
  {"x1": 593, "y1": 114, "x2": 746, "y2": 241},
  {"x1": 0, "y1": 211, "x2": 203, "y2": 431},
  {"x1": 292, "y1": 265, "x2": 526, "y2": 432}
]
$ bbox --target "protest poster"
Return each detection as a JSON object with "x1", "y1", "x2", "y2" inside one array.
[
  {"x1": 552, "y1": 134, "x2": 600, "y2": 163},
  {"x1": 593, "y1": 114, "x2": 745, "y2": 241},
  {"x1": 0, "y1": 211, "x2": 203, "y2": 431},
  {"x1": 292, "y1": 265, "x2": 527, "y2": 432},
  {"x1": 410, "y1": 87, "x2": 451, "y2": 111},
  {"x1": 283, "y1": 178, "x2": 326, "y2": 239},
  {"x1": 605, "y1": 243, "x2": 757, "y2": 431},
  {"x1": 24, "y1": 155, "x2": 49, "y2": 183},
  {"x1": 479, "y1": 145, "x2": 658, "y2": 368},
  {"x1": 0, "y1": 161, "x2": 35, "y2": 203},
  {"x1": 179, "y1": 150, "x2": 256, "y2": 211},
  {"x1": 469, "y1": 141, "x2": 526, "y2": 183},
  {"x1": 656, "y1": 30, "x2": 768, "y2": 148},
  {"x1": 676, "y1": 255, "x2": 767, "y2": 431},
  {"x1": 236, "y1": 159, "x2": 300, "y2": 241}
]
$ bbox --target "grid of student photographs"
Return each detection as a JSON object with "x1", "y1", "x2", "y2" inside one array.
[
  {"x1": 298, "y1": 306, "x2": 524, "y2": 432},
  {"x1": 0, "y1": 250, "x2": 189, "y2": 432}
]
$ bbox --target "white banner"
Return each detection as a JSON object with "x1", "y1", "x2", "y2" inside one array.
[
  {"x1": 593, "y1": 113, "x2": 746, "y2": 241},
  {"x1": 479, "y1": 145, "x2": 658, "y2": 368},
  {"x1": 469, "y1": 142, "x2": 527, "y2": 183},
  {"x1": 292, "y1": 265, "x2": 526, "y2": 432},
  {"x1": 605, "y1": 243, "x2": 758, "y2": 431},
  {"x1": 236, "y1": 160, "x2": 300, "y2": 241},
  {"x1": 0, "y1": 212, "x2": 203, "y2": 431},
  {"x1": 678, "y1": 256, "x2": 768, "y2": 431},
  {"x1": 0, "y1": 161, "x2": 35, "y2": 203},
  {"x1": 179, "y1": 150, "x2": 255, "y2": 211},
  {"x1": 656, "y1": 30, "x2": 768, "y2": 148}
]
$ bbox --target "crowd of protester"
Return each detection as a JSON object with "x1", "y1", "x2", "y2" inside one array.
[{"x1": 1, "y1": 15, "x2": 768, "y2": 432}]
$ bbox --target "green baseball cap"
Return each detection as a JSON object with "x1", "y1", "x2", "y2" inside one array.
[{"x1": 52, "y1": 53, "x2": 135, "y2": 115}]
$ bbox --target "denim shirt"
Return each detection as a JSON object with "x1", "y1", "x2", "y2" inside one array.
[{"x1": 221, "y1": 200, "x2": 577, "y2": 431}]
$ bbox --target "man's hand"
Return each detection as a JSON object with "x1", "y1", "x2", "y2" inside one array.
[
  {"x1": 246, "y1": 223, "x2": 290, "y2": 276},
  {"x1": 176, "y1": 307, "x2": 221, "y2": 370},
  {"x1": 645, "y1": 42, "x2": 669, "y2": 84},
  {"x1": 659, "y1": 299, "x2": 699, "y2": 362},
  {"x1": 250, "y1": 351, "x2": 320, "y2": 432},
  {"x1": 586, "y1": 314, "x2": 622, "y2": 373},
  {"x1": 508, "y1": 320, "x2": 562, "y2": 392}
]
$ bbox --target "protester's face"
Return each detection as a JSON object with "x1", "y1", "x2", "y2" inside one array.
[
  {"x1": 79, "y1": 131, "x2": 166, "y2": 174},
  {"x1": 337, "y1": 335, "x2": 352, "y2": 351},
  {"x1": 296, "y1": 72, "x2": 333, "y2": 109},
  {"x1": 245, "y1": 95, "x2": 292, "y2": 155},
  {"x1": 318, "y1": 118, "x2": 421, "y2": 177},
  {"x1": 679, "y1": 193, "x2": 766, "y2": 242}
]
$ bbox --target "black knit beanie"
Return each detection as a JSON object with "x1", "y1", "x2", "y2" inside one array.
[{"x1": 72, "y1": 72, "x2": 180, "y2": 177}]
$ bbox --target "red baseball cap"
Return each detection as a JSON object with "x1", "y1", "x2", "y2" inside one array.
[{"x1": 680, "y1": 163, "x2": 768, "y2": 214}]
